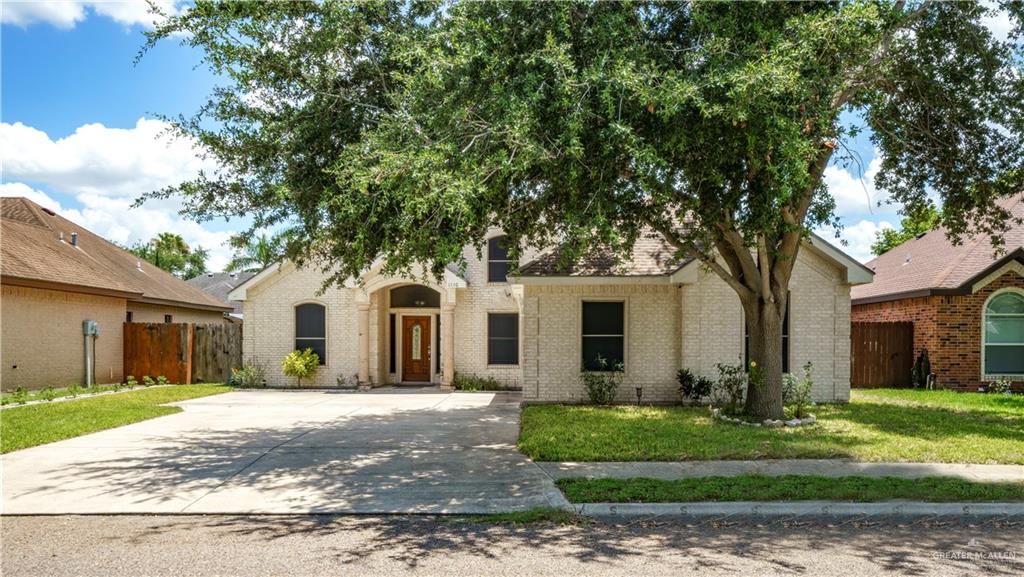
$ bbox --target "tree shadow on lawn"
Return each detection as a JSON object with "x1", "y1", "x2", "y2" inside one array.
[{"x1": 105, "y1": 513, "x2": 1024, "y2": 575}]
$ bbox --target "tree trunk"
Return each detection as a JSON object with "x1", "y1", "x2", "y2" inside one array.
[{"x1": 743, "y1": 298, "x2": 786, "y2": 420}]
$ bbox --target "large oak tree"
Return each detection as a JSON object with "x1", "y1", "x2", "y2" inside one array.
[{"x1": 149, "y1": 1, "x2": 1023, "y2": 418}]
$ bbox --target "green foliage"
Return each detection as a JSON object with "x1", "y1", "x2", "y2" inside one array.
[
  {"x1": 156, "y1": 375, "x2": 170, "y2": 386},
  {"x1": 579, "y1": 355, "x2": 624, "y2": 405},
  {"x1": 712, "y1": 362, "x2": 747, "y2": 416},
  {"x1": 147, "y1": 1, "x2": 1023, "y2": 418},
  {"x1": 1, "y1": 385, "x2": 230, "y2": 453},
  {"x1": 142, "y1": 376, "x2": 156, "y2": 386},
  {"x1": 282, "y1": 348, "x2": 319, "y2": 386},
  {"x1": 11, "y1": 387, "x2": 28, "y2": 405},
  {"x1": 870, "y1": 205, "x2": 942, "y2": 255},
  {"x1": 230, "y1": 360, "x2": 267, "y2": 388},
  {"x1": 452, "y1": 373, "x2": 505, "y2": 392},
  {"x1": 557, "y1": 475, "x2": 1024, "y2": 504},
  {"x1": 38, "y1": 387, "x2": 58, "y2": 402},
  {"x1": 677, "y1": 368, "x2": 714, "y2": 404},
  {"x1": 783, "y1": 362, "x2": 815, "y2": 418},
  {"x1": 66, "y1": 384, "x2": 80, "y2": 398},
  {"x1": 989, "y1": 376, "x2": 1013, "y2": 395},
  {"x1": 123, "y1": 232, "x2": 209, "y2": 279},
  {"x1": 125, "y1": 375, "x2": 138, "y2": 387},
  {"x1": 225, "y1": 232, "x2": 288, "y2": 273}
]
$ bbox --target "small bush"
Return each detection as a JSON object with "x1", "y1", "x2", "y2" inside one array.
[
  {"x1": 156, "y1": 375, "x2": 169, "y2": 386},
  {"x1": 580, "y1": 355, "x2": 624, "y2": 405},
  {"x1": 783, "y1": 362, "x2": 815, "y2": 418},
  {"x1": 712, "y1": 362, "x2": 747, "y2": 416},
  {"x1": 230, "y1": 360, "x2": 267, "y2": 388},
  {"x1": 677, "y1": 368, "x2": 713, "y2": 403},
  {"x1": 989, "y1": 376, "x2": 1013, "y2": 395},
  {"x1": 125, "y1": 375, "x2": 138, "y2": 387},
  {"x1": 39, "y1": 386, "x2": 58, "y2": 402},
  {"x1": 66, "y1": 384, "x2": 81, "y2": 398},
  {"x1": 142, "y1": 376, "x2": 156, "y2": 387},
  {"x1": 453, "y1": 373, "x2": 505, "y2": 391},
  {"x1": 282, "y1": 348, "x2": 319, "y2": 387},
  {"x1": 87, "y1": 383, "x2": 102, "y2": 395},
  {"x1": 12, "y1": 387, "x2": 29, "y2": 405}
]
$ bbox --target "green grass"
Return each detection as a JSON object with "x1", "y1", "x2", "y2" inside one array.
[
  {"x1": 556, "y1": 475, "x2": 1024, "y2": 503},
  {"x1": 0, "y1": 384, "x2": 231, "y2": 453},
  {"x1": 519, "y1": 389, "x2": 1024, "y2": 464}
]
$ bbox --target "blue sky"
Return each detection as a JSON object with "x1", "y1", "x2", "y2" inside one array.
[{"x1": 1, "y1": 2, "x2": 1012, "y2": 268}]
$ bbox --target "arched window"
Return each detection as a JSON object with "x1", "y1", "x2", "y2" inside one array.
[
  {"x1": 983, "y1": 290, "x2": 1024, "y2": 376},
  {"x1": 487, "y1": 235, "x2": 512, "y2": 283},
  {"x1": 295, "y1": 303, "x2": 326, "y2": 365}
]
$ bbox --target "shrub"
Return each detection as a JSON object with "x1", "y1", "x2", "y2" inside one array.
[
  {"x1": 66, "y1": 384, "x2": 81, "y2": 398},
  {"x1": 783, "y1": 362, "x2": 815, "y2": 418},
  {"x1": 282, "y1": 348, "x2": 319, "y2": 387},
  {"x1": 453, "y1": 373, "x2": 505, "y2": 391},
  {"x1": 989, "y1": 376, "x2": 1013, "y2": 395},
  {"x1": 156, "y1": 375, "x2": 170, "y2": 386},
  {"x1": 11, "y1": 387, "x2": 29, "y2": 405},
  {"x1": 125, "y1": 375, "x2": 138, "y2": 387},
  {"x1": 712, "y1": 362, "x2": 747, "y2": 416},
  {"x1": 677, "y1": 368, "x2": 714, "y2": 403},
  {"x1": 580, "y1": 355, "x2": 624, "y2": 405},
  {"x1": 39, "y1": 386, "x2": 58, "y2": 402},
  {"x1": 142, "y1": 376, "x2": 156, "y2": 387},
  {"x1": 230, "y1": 360, "x2": 267, "y2": 388}
]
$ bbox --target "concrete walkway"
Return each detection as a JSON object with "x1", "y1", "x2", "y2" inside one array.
[
  {"x1": 538, "y1": 460, "x2": 1024, "y2": 482},
  {"x1": 2, "y1": 390, "x2": 567, "y2": 515}
]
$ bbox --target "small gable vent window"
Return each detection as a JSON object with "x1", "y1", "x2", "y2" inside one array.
[
  {"x1": 164, "y1": 314, "x2": 173, "y2": 324},
  {"x1": 984, "y1": 291, "x2": 1024, "y2": 376},
  {"x1": 295, "y1": 303, "x2": 327, "y2": 365}
]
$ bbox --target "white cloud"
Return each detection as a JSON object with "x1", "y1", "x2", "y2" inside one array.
[
  {"x1": 1, "y1": 117, "x2": 217, "y2": 197},
  {"x1": 0, "y1": 0, "x2": 181, "y2": 30},
  {"x1": 816, "y1": 219, "x2": 894, "y2": 263},
  {"x1": 822, "y1": 154, "x2": 897, "y2": 218},
  {"x1": 1, "y1": 118, "x2": 236, "y2": 271},
  {"x1": 0, "y1": 182, "x2": 63, "y2": 212},
  {"x1": 981, "y1": 1, "x2": 1014, "y2": 42}
]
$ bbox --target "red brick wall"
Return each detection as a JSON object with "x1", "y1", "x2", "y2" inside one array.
[{"x1": 852, "y1": 270, "x2": 1024, "y2": 391}]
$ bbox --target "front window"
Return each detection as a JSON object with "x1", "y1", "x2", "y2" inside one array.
[
  {"x1": 487, "y1": 236, "x2": 512, "y2": 283},
  {"x1": 984, "y1": 291, "x2": 1024, "y2": 375},
  {"x1": 488, "y1": 313, "x2": 519, "y2": 365},
  {"x1": 295, "y1": 303, "x2": 327, "y2": 365},
  {"x1": 581, "y1": 301, "x2": 624, "y2": 370}
]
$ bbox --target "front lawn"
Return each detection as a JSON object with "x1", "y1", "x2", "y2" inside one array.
[
  {"x1": 519, "y1": 389, "x2": 1024, "y2": 463},
  {"x1": 0, "y1": 384, "x2": 231, "y2": 453},
  {"x1": 556, "y1": 475, "x2": 1024, "y2": 503}
]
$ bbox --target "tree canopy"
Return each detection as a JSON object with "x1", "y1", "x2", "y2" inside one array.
[
  {"x1": 124, "y1": 232, "x2": 209, "y2": 279},
  {"x1": 225, "y1": 231, "x2": 287, "y2": 273},
  {"x1": 148, "y1": 1, "x2": 1023, "y2": 418},
  {"x1": 870, "y1": 204, "x2": 941, "y2": 255}
]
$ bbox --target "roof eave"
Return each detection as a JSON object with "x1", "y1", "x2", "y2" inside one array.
[{"x1": 1, "y1": 275, "x2": 143, "y2": 300}]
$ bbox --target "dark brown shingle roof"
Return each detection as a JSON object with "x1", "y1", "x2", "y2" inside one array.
[
  {"x1": 852, "y1": 194, "x2": 1024, "y2": 303},
  {"x1": 1, "y1": 197, "x2": 232, "y2": 311},
  {"x1": 518, "y1": 230, "x2": 690, "y2": 277}
]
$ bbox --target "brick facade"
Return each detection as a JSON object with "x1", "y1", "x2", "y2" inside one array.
[{"x1": 851, "y1": 269, "x2": 1024, "y2": 391}]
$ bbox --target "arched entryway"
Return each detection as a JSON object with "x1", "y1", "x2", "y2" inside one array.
[{"x1": 389, "y1": 285, "x2": 441, "y2": 383}]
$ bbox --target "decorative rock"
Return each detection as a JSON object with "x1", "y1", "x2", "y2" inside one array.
[
  {"x1": 785, "y1": 419, "x2": 801, "y2": 427},
  {"x1": 764, "y1": 420, "x2": 783, "y2": 428},
  {"x1": 800, "y1": 416, "x2": 815, "y2": 425}
]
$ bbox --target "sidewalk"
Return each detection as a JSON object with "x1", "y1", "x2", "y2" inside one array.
[{"x1": 538, "y1": 459, "x2": 1024, "y2": 482}]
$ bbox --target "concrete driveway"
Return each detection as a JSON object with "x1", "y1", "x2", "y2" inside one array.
[{"x1": 1, "y1": 390, "x2": 567, "y2": 514}]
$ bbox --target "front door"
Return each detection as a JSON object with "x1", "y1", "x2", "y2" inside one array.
[{"x1": 402, "y1": 315, "x2": 432, "y2": 382}]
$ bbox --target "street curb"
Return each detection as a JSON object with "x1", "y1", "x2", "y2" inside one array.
[{"x1": 573, "y1": 501, "x2": 1024, "y2": 518}]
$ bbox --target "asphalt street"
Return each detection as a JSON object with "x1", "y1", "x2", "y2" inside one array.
[{"x1": 2, "y1": 514, "x2": 1021, "y2": 576}]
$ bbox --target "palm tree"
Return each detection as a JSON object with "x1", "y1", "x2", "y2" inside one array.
[{"x1": 225, "y1": 232, "x2": 284, "y2": 273}]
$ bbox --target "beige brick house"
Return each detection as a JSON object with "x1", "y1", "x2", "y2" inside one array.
[
  {"x1": 231, "y1": 228, "x2": 870, "y2": 403},
  {"x1": 1, "y1": 197, "x2": 232, "y2": 390}
]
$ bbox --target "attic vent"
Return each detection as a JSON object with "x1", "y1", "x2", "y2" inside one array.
[
  {"x1": 904, "y1": 254, "x2": 912, "y2": 264},
  {"x1": 915, "y1": 232, "x2": 927, "y2": 239},
  {"x1": 70, "y1": 232, "x2": 78, "y2": 247},
  {"x1": 136, "y1": 261, "x2": 143, "y2": 270}
]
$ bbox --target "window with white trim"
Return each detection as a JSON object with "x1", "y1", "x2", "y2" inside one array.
[
  {"x1": 295, "y1": 303, "x2": 326, "y2": 365},
  {"x1": 983, "y1": 290, "x2": 1024, "y2": 375},
  {"x1": 581, "y1": 301, "x2": 625, "y2": 371}
]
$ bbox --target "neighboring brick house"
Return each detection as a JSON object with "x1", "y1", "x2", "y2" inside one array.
[
  {"x1": 230, "y1": 228, "x2": 871, "y2": 403},
  {"x1": 1, "y1": 197, "x2": 233, "y2": 390},
  {"x1": 851, "y1": 194, "x2": 1024, "y2": 391}
]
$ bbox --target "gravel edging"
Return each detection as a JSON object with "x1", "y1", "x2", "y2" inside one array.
[{"x1": 574, "y1": 501, "x2": 1024, "y2": 518}]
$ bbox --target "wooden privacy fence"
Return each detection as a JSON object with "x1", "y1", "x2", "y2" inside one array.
[
  {"x1": 123, "y1": 322, "x2": 242, "y2": 384},
  {"x1": 851, "y1": 322, "x2": 914, "y2": 389}
]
